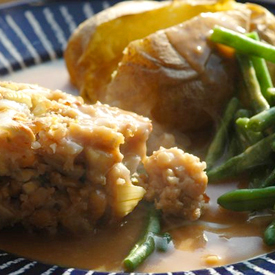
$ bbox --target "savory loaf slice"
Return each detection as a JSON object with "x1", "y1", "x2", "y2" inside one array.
[{"x1": 0, "y1": 81, "x2": 149, "y2": 233}]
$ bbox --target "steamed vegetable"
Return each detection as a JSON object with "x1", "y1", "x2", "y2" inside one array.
[
  {"x1": 246, "y1": 107, "x2": 275, "y2": 132},
  {"x1": 235, "y1": 117, "x2": 263, "y2": 149},
  {"x1": 211, "y1": 26, "x2": 275, "y2": 63},
  {"x1": 207, "y1": 133, "x2": 275, "y2": 182},
  {"x1": 236, "y1": 53, "x2": 270, "y2": 113},
  {"x1": 208, "y1": 25, "x2": 275, "y2": 247},
  {"x1": 264, "y1": 219, "x2": 275, "y2": 246},
  {"x1": 205, "y1": 97, "x2": 240, "y2": 170},
  {"x1": 217, "y1": 187, "x2": 275, "y2": 211},
  {"x1": 246, "y1": 32, "x2": 274, "y2": 104},
  {"x1": 207, "y1": 26, "x2": 275, "y2": 181},
  {"x1": 123, "y1": 204, "x2": 171, "y2": 271}
]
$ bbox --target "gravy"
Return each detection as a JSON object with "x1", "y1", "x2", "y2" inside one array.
[{"x1": 0, "y1": 182, "x2": 272, "y2": 272}]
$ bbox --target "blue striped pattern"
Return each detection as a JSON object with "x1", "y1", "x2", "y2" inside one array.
[
  {"x1": 0, "y1": 0, "x2": 120, "y2": 75},
  {"x1": 0, "y1": 0, "x2": 275, "y2": 274}
]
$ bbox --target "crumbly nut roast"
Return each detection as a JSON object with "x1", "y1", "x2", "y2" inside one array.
[
  {"x1": 0, "y1": 81, "x2": 207, "y2": 233},
  {"x1": 0, "y1": 82, "x2": 149, "y2": 233},
  {"x1": 143, "y1": 147, "x2": 208, "y2": 221}
]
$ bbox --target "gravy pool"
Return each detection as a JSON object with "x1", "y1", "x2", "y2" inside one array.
[{"x1": 0, "y1": 60, "x2": 274, "y2": 272}]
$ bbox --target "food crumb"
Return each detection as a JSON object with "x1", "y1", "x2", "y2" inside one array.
[{"x1": 203, "y1": 254, "x2": 221, "y2": 266}]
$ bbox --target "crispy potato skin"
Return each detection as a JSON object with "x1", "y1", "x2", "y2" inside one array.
[
  {"x1": 104, "y1": 9, "x2": 250, "y2": 131},
  {"x1": 64, "y1": 0, "x2": 236, "y2": 103}
]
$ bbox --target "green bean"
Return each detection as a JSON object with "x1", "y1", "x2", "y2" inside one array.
[
  {"x1": 247, "y1": 107, "x2": 275, "y2": 132},
  {"x1": 225, "y1": 136, "x2": 240, "y2": 160},
  {"x1": 217, "y1": 186, "x2": 275, "y2": 211},
  {"x1": 205, "y1": 97, "x2": 240, "y2": 169},
  {"x1": 237, "y1": 53, "x2": 270, "y2": 113},
  {"x1": 248, "y1": 166, "x2": 268, "y2": 189},
  {"x1": 247, "y1": 162, "x2": 275, "y2": 188},
  {"x1": 236, "y1": 117, "x2": 263, "y2": 148},
  {"x1": 260, "y1": 167, "x2": 275, "y2": 188},
  {"x1": 264, "y1": 219, "x2": 275, "y2": 246},
  {"x1": 246, "y1": 32, "x2": 274, "y2": 104},
  {"x1": 268, "y1": 88, "x2": 275, "y2": 97},
  {"x1": 210, "y1": 26, "x2": 275, "y2": 63},
  {"x1": 234, "y1": 110, "x2": 255, "y2": 151},
  {"x1": 234, "y1": 118, "x2": 250, "y2": 151},
  {"x1": 123, "y1": 204, "x2": 162, "y2": 271},
  {"x1": 235, "y1": 109, "x2": 252, "y2": 119},
  {"x1": 207, "y1": 133, "x2": 275, "y2": 182}
]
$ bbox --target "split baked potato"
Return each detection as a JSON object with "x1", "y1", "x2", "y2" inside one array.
[
  {"x1": 65, "y1": 0, "x2": 275, "y2": 131},
  {"x1": 64, "y1": 0, "x2": 236, "y2": 103}
]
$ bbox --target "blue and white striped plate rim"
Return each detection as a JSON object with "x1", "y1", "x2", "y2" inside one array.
[
  {"x1": 0, "y1": 0, "x2": 275, "y2": 274},
  {"x1": 0, "y1": 0, "x2": 121, "y2": 75}
]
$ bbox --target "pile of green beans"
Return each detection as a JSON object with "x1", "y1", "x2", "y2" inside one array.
[
  {"x1": 208, "y1": 26, "x2": 275, "y2": 246},
  {"x1": 123, "y1": 27, "x2": 275, "y2": 270}
]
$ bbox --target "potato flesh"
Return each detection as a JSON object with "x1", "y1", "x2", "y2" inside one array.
[
  {"x1": 65, "y1": 0, "x2": 236, "y2": 104},
  {"x1": 65, "y1": 1, "x2": 165, "y2": 97}
]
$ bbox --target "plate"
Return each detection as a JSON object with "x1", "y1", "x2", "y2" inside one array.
[{"x1": 1, "y1": 0, "x2": 275, "y2": 274}]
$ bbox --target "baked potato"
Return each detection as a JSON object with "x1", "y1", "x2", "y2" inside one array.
[
  {"x1": 104, "y1": 3, "x2": 275, "y2": 131},
  {"x1": 65, "y1": 0, "x2": 275, "y2": 131},
  {"x1": 64, "y1": 0, "x2": 236, "y2": 103},
  {"x1": 103, "y1": 9, "x2": 247, "y2": 131}
]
